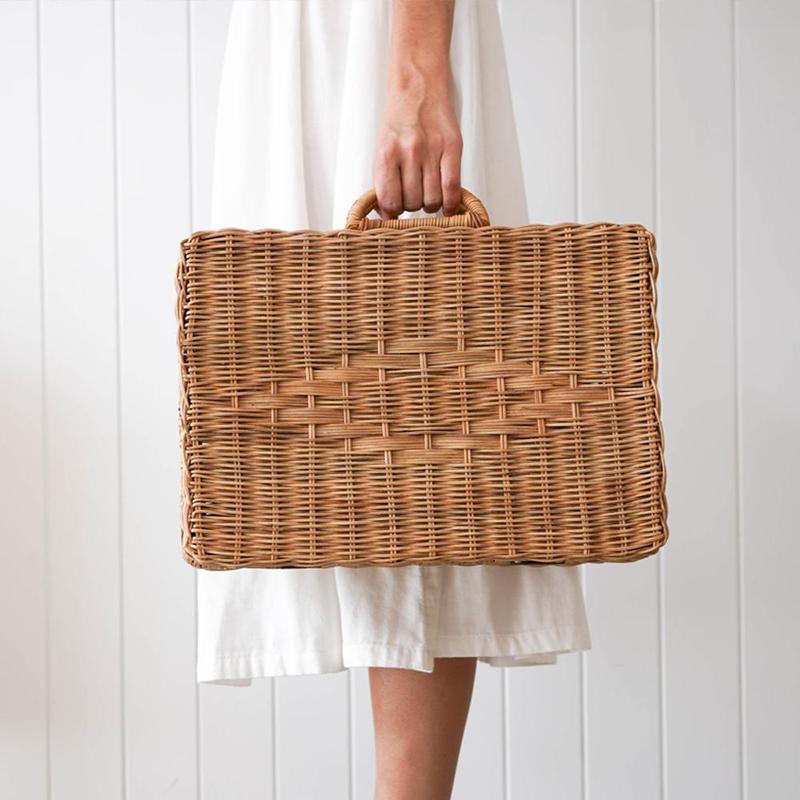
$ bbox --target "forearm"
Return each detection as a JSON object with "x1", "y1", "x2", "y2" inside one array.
[
  {"x1": 374, "y1": 0, "x2": 461, "y2": 217},
  {"x1": 387, "y1": 0, "x2": 455, "y2": 95}
]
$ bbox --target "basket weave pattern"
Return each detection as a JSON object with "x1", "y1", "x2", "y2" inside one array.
[{"x1": 175, "y1": 190, "x2": 668, "y2": 569}]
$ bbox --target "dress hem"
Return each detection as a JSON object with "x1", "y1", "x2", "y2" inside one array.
[{"x1": 196, "y1": 622, "x2": 592, "y2": 685}]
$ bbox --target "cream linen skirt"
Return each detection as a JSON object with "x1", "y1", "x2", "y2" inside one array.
[{"x1": 198, "y1": 0, "x2": 592, "y2": 685}]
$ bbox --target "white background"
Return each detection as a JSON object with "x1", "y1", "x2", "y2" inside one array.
[{"x1": 1, "y1": 1, "x2": 798, "y2": 798}]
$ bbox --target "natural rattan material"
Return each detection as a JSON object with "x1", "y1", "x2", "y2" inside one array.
[{"x1": 175, "y1": 188, "x2": 668, "y2": 570}]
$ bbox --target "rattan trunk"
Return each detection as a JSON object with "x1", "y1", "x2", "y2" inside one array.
[{"x1": 174, "y1": 188, "x2": 668, "y2": 570}]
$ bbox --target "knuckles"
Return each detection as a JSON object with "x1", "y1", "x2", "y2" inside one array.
[
  {"x1": 442, "y1": 175, "x2": 460, "y2": 193},
  {"x1": 377, "y1": 127, "x2": 462, "y2": 167},
  {"x1": 399, "y1": 131, "x2": 425, "y2": 160},
  {"x1": 376, "y1": 196, "x2": 402, "y2": 217}
]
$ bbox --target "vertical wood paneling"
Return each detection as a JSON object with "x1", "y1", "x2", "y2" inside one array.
[
  {"x1": 189, "y1": 3, "x2": 277, "y2": 798},
  {"x1": 578, "y1": 1, "x2": 662, "y2": 797},
  {"x1": 351, "y1": 669, "x2": 376, "y2": 800},
  {"x1": 737, "y1": 1, "x2": 800, "y2": 796},
  {"x1": 275, "y1": 672, "x2": 351, "y2": 799},
  {"x1": 39, "y1": 0, "x2": 123, "y2": 796},
  {"x1": 0, "y1": 2, "x2": 47, "y2": 797},
  {"x1": 454, "y1": 667, "x2": 505, "y2": 798},
  {"x1": 658, "y1": 2, "x2": 742, "y2": 797},
  {"x1": 502, "y1": 3, "x2": 586, "y2": 796},
  {"x1": 190, "y1": 0, "x2": 233, "y2": 233},
  {"x1": 501, "y1": 0, "x2": 578, "y2": 223},
  {"x1": 508, "y1": 662, "x2": 585, "y2": 800},
  {"x1": 114, "y1": 1, "x2": 198, "y2": 796},
  {"x1": 200, "y1": 677, "x2": 273, "y2": 800}
]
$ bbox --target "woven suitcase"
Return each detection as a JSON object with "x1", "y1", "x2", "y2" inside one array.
[{"x1": 175, "y1": 188, "x2": 668, "y2": 570}]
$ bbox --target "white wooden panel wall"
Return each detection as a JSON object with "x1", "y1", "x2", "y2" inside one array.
[{"x1": 1, "y1": 1, "x2": 797, "y2": 798}]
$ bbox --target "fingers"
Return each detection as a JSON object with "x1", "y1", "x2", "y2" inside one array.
[
  {"x1": 440, "y1": 131, "x2": 463, "y2": 216},
  {"x1": 374, "y1": 141, "x2": 403, "y2": 220},
  {"x1": 422, "y1": 158, "x2": 443, "y2": 213},
  {"x1": 399, "y1": 156, "x2": 424, "y2": 213},
  {"x1": 374, "y1": 126, "x2": 462, "y2": 219}
]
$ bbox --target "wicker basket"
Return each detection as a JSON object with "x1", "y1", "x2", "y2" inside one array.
[{"x1": 175, "y1": 188, "x2": 668, "y2": 570}]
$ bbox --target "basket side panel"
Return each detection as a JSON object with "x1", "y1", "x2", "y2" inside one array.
[{"x1": 176, "y1": 224, "x2": 668, "y2": 568}]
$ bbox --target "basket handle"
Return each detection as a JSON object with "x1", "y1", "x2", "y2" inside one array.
[{"x1": 344, "y1": 187, "x2": 491, "y2": 230}]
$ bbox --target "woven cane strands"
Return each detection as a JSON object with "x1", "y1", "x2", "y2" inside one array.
[{"x1": 175, "y1": 189, "x2": 668, "y2": 570}]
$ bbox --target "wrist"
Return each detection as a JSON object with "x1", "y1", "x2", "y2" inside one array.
[{"x1": 386, "y1": 53, "x2": 450, "y2": 101}]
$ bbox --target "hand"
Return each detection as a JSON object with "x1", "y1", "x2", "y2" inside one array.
[
  {"x1": 374, "y1": 77, "x2": 463, "y2": 219},
  {"x1": 373, "y1": 0, "x2": 461, "y2": 220}
]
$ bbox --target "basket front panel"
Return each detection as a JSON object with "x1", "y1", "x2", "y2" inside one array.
[{"x1": 176, "y1": 224, "x2": 667, "y2": 568}]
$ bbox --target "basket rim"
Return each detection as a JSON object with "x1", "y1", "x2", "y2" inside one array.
[{"x1": 179, "y1": 221, "x2": 656, "y2": 250}]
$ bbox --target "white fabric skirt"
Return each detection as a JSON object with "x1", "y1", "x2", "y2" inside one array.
[{"x1": 198, "y1": 0, "x2": 592, "y2": 685}]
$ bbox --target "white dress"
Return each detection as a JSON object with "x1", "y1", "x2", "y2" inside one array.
[{"x1": 198, "y1": 0, "x2": 592, "y2": 685}]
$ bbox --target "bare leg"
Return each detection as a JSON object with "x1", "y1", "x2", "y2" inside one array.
[{"x1": 369, "y1": 656, "x2": 478, "y2": 800}]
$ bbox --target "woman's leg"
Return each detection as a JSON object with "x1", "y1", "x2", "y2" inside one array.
[{"x1": 369, "y1": 656, "x2": 478, "y2": 800}]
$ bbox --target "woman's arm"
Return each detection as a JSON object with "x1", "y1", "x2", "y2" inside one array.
[{"x1": 374, "y1": 0, "x2": 462, "y2": 219}]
